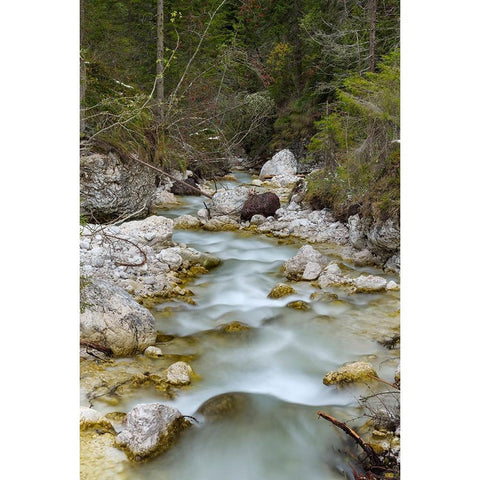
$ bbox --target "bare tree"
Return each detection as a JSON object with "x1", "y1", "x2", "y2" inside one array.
[
  {"x1": 80, "y1": 0, "x2": 86, "y2": 135},
  {"x1": 368, "y1": 0, "x2": 377, "y2": 72},
  {"x1": 156, "y1": 0, "x2": 165, "y2": 123}
]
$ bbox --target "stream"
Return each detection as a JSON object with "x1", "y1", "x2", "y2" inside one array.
[{"x1": 84, "y1": 171, "x2": 400, "y2": 479}]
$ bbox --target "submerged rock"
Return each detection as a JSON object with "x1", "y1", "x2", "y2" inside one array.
[
  {"x1": 259, "y1": 149, "x2": 297, "y2": 179},
  {"x1": 267, "y1": 283, "x2": 296, "y2": 299},
  {"x1": 217, "y1": 321, "x2": 251, "y2": 333},
  {"x1": 115, "y1": 403, "x2": 191, "y2": 461},
  {"x1": 80, "y1": 279, "x2": 157, "y2": 356},
  {"x1": 287, "y1": 300, "x2": 311, "y2": 311},
  {"x1": 166, "y1": 361, "x2": 193, "y2": 385},
  {"x1": 323, "y1": 361, "x2": 378, "y2": 386},
  {"x1": 196, "y1": 392, "x2": 252, "y2": 421}
]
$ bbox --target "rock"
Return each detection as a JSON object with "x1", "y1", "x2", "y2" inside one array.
[
  {"x1": 171, "y1": 177, "x2": 201, "y2": 196},
  {"x1": 115, "y1": 403, "x2": 190, "y2": 461},
  {"x1": 259, "y1": 149, "x2": 297, "y2": 179},
  {"x1": 302, "y1": 262, "x2": 323, "y2": 281},
  {"x1": 80, "y1": 279, "x2": 157, "y2": 356},
  {"x1": 354, "y1": 275, "x2": 388, "y2": 293},
  {"x1": 209, "y1": 187, "x2": 250, "y2": 218},
  {"x1": 149, "y1": 189, "x2": 179, "y2": 212},
  {"x1": 158, "y1": 248, "x2": 184, "y2": 270},
  {"x1": 202, "y1": 216, "x2": 241, "y2": 231},
  {"x1": 323, "y1": 361, "x2": 378, "y2": 386},
  {"x1": 250, "y1": 214, "x2": 266, "y2": 225},
  {"x1": 386, "y1": 280, "x2": 399, "y2": 291},
  {"x1": 217, "y1": 321, "x2": 250, "y2": 333},
  {"x1": 80, "y1": 407, "x2": 115, "y2": 433},
  {"x1": 174, "y1": 214, "x2": 201, "y2": 229},
  {"x1": 287, "y1": 300, "x2": 311, "y2": 311},
  {"x1": 81, "y1": 410, "x2": 128, "y2": 479},
  {"x1": 284, "y1": 245, "x2": 329, "y2": 280},
  {"x1": 240, "y1": 192, "x2": 281, "y2": 221},
  {"x1": 384, "y1": 253, "x2": 400, "y2": 273},
  {"x1": 347, "y1": 214, "x2": 369, "y2": 250},
  {"x1": 196, "y1": 392, "x2": 252, "y2": 421},
  {"x1": 366, "y1": 219, "x2": 400, "y2": 253},
  {"x1": 317, "y1": 271, "x2": 354, "y2": 289},
  {"x1": 171, "y1": 246, "x2": 221, "y2": 269},
  {"x1": 268, "y1": 174, "x2": 299, "y2": 188},
  {"x1": 324, "y1": 263, "x2": 342, "y2": 276},
  {"x1": 197, "y1": 208, "x2": 210, "y2": 223},
  {"x1": 116, "y1": 215, "x2": 174, "y2": 251},
  {"x1": 166, "y1": 361, "x2": 193, "y2": 385},
  {"x1": 267, "y1": 283, "x2": 296, "y2": 299},
  {"x1": 80, "y1": 152, "x2": 156, "y2": 223},
  {"x1": 251, "y1": 179, "x2": 263, "y2": 187},
  {"x1": 349, "y1": 248, "x2": 381, "y2": 267},
  {"x1": 144, "y1": 346, "x2": 163, "y2": 358}
]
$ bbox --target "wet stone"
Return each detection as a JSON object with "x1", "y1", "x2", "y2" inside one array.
[
  {"x1": 166, "y1": 361, "x2": 193, "y2": 385},
  {"x1": 267, "y1": 283, "x2": 296, "y2": 299},
  {"x1": 287, "y1": 300, "x2": 311, "y2": 311}
]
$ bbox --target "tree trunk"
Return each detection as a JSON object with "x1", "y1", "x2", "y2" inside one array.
[
  {"x1": 156, "y1": 0, "x2": 165, "y2": 124},
  {"x1": 80, "y1": 0, "x2": 86, "y2": 135},
  {"x1": 368, "y1": 0, "x2": 377, "y2": 72}
]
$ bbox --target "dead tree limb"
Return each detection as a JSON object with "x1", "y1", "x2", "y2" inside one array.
[
  {"x1": 367, "y1": 374, "x2": 399, "y2": 390},
  {"x1": 316, "y1": 410, "x2": 382, "y2": 466}
]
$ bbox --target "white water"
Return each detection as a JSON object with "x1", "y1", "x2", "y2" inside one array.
[{"x1": 113, "y1": 172, "x2": 400, "y2": 480}]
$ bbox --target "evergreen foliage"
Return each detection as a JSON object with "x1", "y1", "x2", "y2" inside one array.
[
  {"x1": 305, "y1": 49, "x2": 400, "y2": 220},
  {"x1": 81, "y1": 0, "x2": 400, "y2": 218}
]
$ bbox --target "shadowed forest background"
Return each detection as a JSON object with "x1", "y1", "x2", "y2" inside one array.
[{"x1": 81, "y1": 0, "x2": 399, "y2": 224}]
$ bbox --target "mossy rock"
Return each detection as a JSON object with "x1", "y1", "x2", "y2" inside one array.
[
  {"x1": 323, "y1": 361, "x2": 378, "y2": 386},
  {"x1": 217, "y1": 321, "x2": 251, "y2": 333},
  {"x1": 267, "y1": 283, "x2": 296, "y2": 299},
  {"x1": 287, "y1": 300, "x2": 311, "y2": 311},
  {"x1": 196, "y1": 392, "x2": 252, "y2": 421},
  {"x1": 310, "y1": 291, "x2": 338, "y2": 302}
]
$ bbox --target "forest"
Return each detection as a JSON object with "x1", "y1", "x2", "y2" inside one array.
[{"x1": 80, "y1": 0, "x2": 400, "y2": 222}]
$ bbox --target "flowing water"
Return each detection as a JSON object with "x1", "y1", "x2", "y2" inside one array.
[{"x1": 84, "y1": 171, "x2": 400, "y2": 480}]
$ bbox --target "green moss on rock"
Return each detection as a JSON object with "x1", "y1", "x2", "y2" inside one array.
[
  {"x1": 323, "y1": 361, "x2": 378, "y2": 386},
  {"x1": 267, "y1": 283, "x2": 296, "y2": 299}
]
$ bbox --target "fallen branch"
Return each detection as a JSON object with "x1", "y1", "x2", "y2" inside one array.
[
  {"x1": 367, "y1": 374, "x2": 399, "y2": 390},
  {"x1": 316, "y1": 410, "x2": 382, "y2": 466}
]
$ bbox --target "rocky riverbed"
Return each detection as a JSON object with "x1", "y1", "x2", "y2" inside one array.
[{"x1": 80, "y1": 149, "x2": 400, "y2": 479}]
